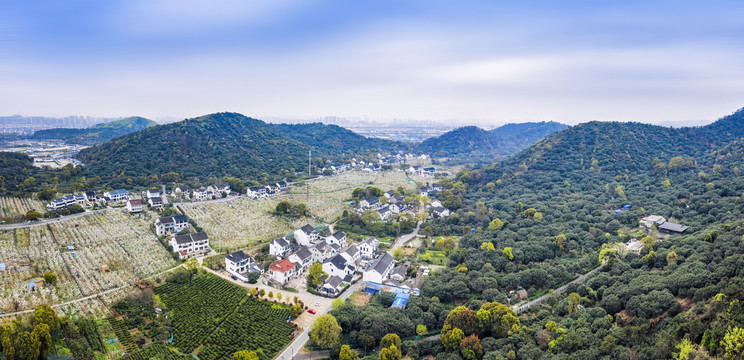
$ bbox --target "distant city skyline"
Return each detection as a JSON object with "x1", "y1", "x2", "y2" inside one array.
[{"x1": 1, "y1": 1, "x2": 742, "y2": 125}]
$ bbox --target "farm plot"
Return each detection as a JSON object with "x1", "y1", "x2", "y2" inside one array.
[
  {"x1": 198, "y1": 298, "x2": 295, "y2": 360},
  {"x1": 179, "y1": 198, "x2": 298, "y2": 252},
  {"x1": 180, "y1": 170, "x2": 425, "y2": 251},
  {"x1": 154, "y1": 273, "x2": 246, "y2": 354},
  {"x1": 0, "y1": 196, "x2": 45, "y2": 219},
  {"x1": 0, "y1": 211, "x2": 176, "y2": 312}
]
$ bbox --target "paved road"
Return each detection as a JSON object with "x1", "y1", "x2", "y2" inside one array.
[
  {"x1": 0, "y1": 208, "x2": 112, "y2": 230},
  {"x1": 391, "y1": 222, "x2": 421, "y2": 251},
  {"x1": 275, "y1": 281, "x2": 363, "y2": 360},
  {"x1": 512, "y1": 266, "x2": 602, "y2": 313}
]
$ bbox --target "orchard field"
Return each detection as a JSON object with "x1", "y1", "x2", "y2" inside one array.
[
  {"x1": 155, "y1": 273, "x2": 295, "y2": 360},
  {"x1": 180, "y1": 170, "x2": 426, "y2": 252},
  {"x1": 0, "y1": 210, "x2": 176, "y2": 312},
  {"x1": 0, "y1": 196, "x2": 45, "y2": 219}
]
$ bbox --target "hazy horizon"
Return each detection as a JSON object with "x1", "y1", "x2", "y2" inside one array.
[{"x1": 1, "y1": 1, "x2": 743, "y2": 124}]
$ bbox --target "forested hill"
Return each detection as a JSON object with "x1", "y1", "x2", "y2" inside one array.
[
  {"x1": 504, "y1": 108, "x2": 744, "y2": 174},
  {"x1": 270, "y1": 122, "x2": 407, "y2": 155},
  {"x1": 30, "y1": 116, "x2": 157, "y2": 144},
  {"x1": 381, "y1": 107, "x2": 744, "y2": 359},
  {"x1": 416, "y1": 121, "x2": 568, "y2": 161},
  {"x1": 76, "y1": 113, "x2": 311, "y2": 187}
]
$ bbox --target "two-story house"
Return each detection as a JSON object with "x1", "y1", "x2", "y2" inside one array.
[
  {"x1": 169, "y1": 232, "x2": 210, "y2": 259},
  {"x1": 155, "y1": 215, "x2": 189, "y2": 236}
]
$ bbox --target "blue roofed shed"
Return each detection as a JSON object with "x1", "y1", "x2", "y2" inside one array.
[{"x1": 391, "y1": 293, "x2": 410, "y2": 308}]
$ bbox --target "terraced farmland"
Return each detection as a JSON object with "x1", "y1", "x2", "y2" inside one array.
[
  {"x1": 180, "y1": 170, "x2": 425, "y2": 251},
  {"x1": 0, "y1": 210, "x2": 176, "y2": 312}
]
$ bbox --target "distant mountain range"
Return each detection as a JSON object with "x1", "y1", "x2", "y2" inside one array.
[
  {"x1": 30, "y1": 116, "x2": 157, "y2": 145},
  {"x1": 417, "y1": 121, "x2": 568, "y2": 161}
]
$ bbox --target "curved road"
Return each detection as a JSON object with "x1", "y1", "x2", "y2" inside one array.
[{"x1": 512, "y1": 266, "x2": 602, "y2": 313}]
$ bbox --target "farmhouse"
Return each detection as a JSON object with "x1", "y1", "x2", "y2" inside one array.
[
  {"x1": 311, "y1": 241, "x2": 338, "y2": 262},
  {"x1": 104, "y1": 189, "x2": 130, "y2": 202},
  {"x1": 270, "y1": 237, "x2": 292, "y2": 258},
  {"x1": 148, "y1": 196, "x2": 164, "y2": 209},
  {"x1": 288, "y1": 246, "x2": 314, "y2": 273},
  {"x1": 419, "y1": 187, "x2": 431, "y2": 197},
  {"x1": 433, "y1": 207, "x2": 451, "y2": 218},
  {"x1": 225, "y1": 250, "x2": 262, "y2": 281},
  {"x1": 193, "y1": 187, "x2": 210, "y2": 201},
  {"x1": 169, "y1": 232, "x2": 210, "y2": 259},
  {"x1": 360, "y1": 197, "x2": 380, "y2": 209},
  {"x1": 326, "y1": 231, "x2": 347, "y2": 247},
  {"x1": 358, "y1": 237, "x2": 379, "y2": 259},
  {"x1": 378, "y1": 206, "x2": 392, "y2": 221},
  {"x1": 268, "y1": 258, "x2": 296, "y2": 285},
  {"x1": 215, "y1": 183, "x2": 231, "y2": 195},
  {"x1": 390, "y1": 262, "x2": 409, "y2": 282},
  {"x1": 143, "y1": 189, "x2": 160, "y2": 199},
  {"x1": 276, "y1": 180, "x2": 288, "y2": 190},
  {"x1": 172, "y1": 185, "x2": 190, "y2": 198},
  {"x1": 659, "y1": 222, "x2": 689, "y2": 235},
  {"x1": 46, "y1": 195, "x2": 77, "y2": 211},
  {"x1": 247, "y1": 186, "x2": 267, "y2": 198},
  {"x1": 340, "y1": 245, "x2": 361, "y2": 264},
  {"x1": 625, "y1": 239, "x2": 643, "y2": 254},
  {"x1": 640, "y1": 215, "x2": 666, "y2": 229},
  {"x1": 320, "y1": 276, "x2": 345, "y2": 295},
  {"x1": 126, "y1": 199, "x2": 143, "y2": 213},
  {"x1": 85, "y1": 191, "x2": 96, "y2": 201},
  {"x1": 322, "y1": 254, "x2": 356, "y2": 279},
  {"x1": 363, "y1": 253, "x2": 394, "y2": 283},
  {"x1": 294, "y1": 224, "x2": 319, "y2": 246},
  {"x1": 155, "y1": 215, "x2": 189, "y2": 236}
]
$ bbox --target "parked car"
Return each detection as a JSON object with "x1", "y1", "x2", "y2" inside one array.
[{"x1": 307, "y1": 309, "x2": 316, "y2": 315}]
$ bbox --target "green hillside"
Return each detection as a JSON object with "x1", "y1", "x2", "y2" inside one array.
[
  {"x1": 270, "y1": 122, "x2": 407, "y2": 155},
  {"x1": 30, "y1": 116, "x2": 157, "y2": 144},
  {"x1": 76, "y1": 113, "x2": 310, "y2": 187},
  {"x1": 417, "y1": 121, "x2": 568, "y2": 161}
]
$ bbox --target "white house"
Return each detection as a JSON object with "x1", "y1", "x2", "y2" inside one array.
[
  {"x1": 363, "y1": 253, "x2": 394, "y2": 283},
  {"x1": 326, "y1": 231, "x2": 347, "y2": 247},
  {"x1": 276, "y1": 181, "x2": 288, "y2": 191},
  {"x1": 193, "y1": 187, "x2": 210, "y2": 201},
  {"x1": 172, "y1": 185, "x2": 190, "y2": 198},
  {"x1": 216, "y1": 183, "x2": 231, "y2": 195},
  {"x1": 148, "y1": 196, "x2": 164, "y2": 209},
  {"x1": 104, "y1": 189, "x2": 130, "y2": 202},
  {"x1": 320, "y1": 276, "x2": 344, "y2": 295},
  {"x1": 311, "y1": 242, "x2": 335, "y2": 262},
  {"x1": 340, "y1": 245, "x2": 361, "y2": 264},
  {"x1": 143, "y1": 189, "x2": 160, "y2": 199},
  {"x1": 155, "y1": 215, "x2": 189, "y2": 236},
  {"x1": 46, "y1": 195, "x2": 77, "y2": 211},
  {"x1": 358, "y1": 237, "x2": 379, "y2": 259},
  {"x1": 640, "y1": 215, "x2": 666, "y2": 229},
  {"x1": 288, "y1": 246, "x2": 314, "y2": 273},
  {"x1": 294, "y1": 224, "x2": 319, "y2": 246},
  {"x1": 378, "y1": 206, "x2": 393, "y2": 221},
  {"x1": 225, "y1": 250, "x2": 262, "y2": 281},
  {"x1": 247, "y1": 186, "x2": 267, "y2": 198},
  {"x1": 126, "y1": 199, "x2": 143, "y2": 213},
  {"x1": 169, "y1": 232, "x2": 210, "y2": 259},
  {"x1": 384, "y1": 190, "x2": 395, "y2": 198},
  {"x1": 390, "y1": 262, "x2": 409, "y2": 282},
  {"x1": 419, "y1": 187, "x2": 431, "y2": 197},
  {"x1": 270, "y1": 237, "x2": 292, "y2": 258},
  {"x1": 268, "y1": 258, "x2": 296, "y2": 285},
  {"x1": 322, "y1": 254, "x2": 356, "y2": 279},
  {"x1": 432, "y1": 206, "x2": 451, "y2": 218}
]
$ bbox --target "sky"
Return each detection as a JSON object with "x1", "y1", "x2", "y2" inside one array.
[{"x1": 0, "y1": 0, "x2": 743, "y2": 125}]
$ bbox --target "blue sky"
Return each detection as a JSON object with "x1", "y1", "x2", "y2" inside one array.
[{"x1": 0, "y1": 0, "x2": 743, "y2": 125}]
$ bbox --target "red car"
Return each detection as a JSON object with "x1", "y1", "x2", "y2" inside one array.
[{"x1": 307, "y1": 309, "x2": 316, "y2": 314}]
